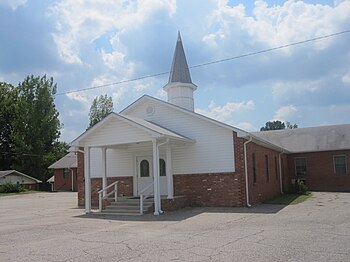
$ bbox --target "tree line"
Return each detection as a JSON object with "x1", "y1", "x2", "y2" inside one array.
[{"x1": 0, "y1": 75, "x2": 68, "y2": 182}]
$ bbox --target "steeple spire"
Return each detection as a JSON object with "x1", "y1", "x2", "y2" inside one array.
[
  {"x1": 164, "y1": 32, "x2": 197, "y2": 111},
  {"x1": 168, "y1": 31, "x2": 192, "y2": 84}
]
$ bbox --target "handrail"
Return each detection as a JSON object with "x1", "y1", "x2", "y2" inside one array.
[
  {"x1": 98, "y1": 181, "x2": 119, "y2": 212},
  {"x1": 139, "y1": 182, "x2": 154, "y2": 214}
]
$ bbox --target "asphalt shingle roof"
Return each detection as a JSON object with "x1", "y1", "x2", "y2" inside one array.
[{"x1": 252, "y1": 124, "x2": 350, "y2": 153}]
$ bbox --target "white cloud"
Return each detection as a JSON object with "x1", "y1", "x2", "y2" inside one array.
[
  {"x1": 273, "y1": 105, "x2": 298, "y2": 121},
  {"x1": 204, "y1": 0, "x2": 350, "y2": 55},
  {"x1": 0, "y1": 0, "x2": 27, "y2": 10},
  {"x1": 342, "y1": 72, "x2": 350, "y2": 86},
  {"x1": 196, "y1": 100, "x2": 255, "y2": 123},
  {"x1": 272, "y1": 80, "x2": 321, "y2": 98},
  {"x1": 235, "y1": 121, "x2": 255, "y2": 131},
  {"x1": 66, "y1": 92, "x2": 91, "y2": 110},
  {"x1": 48, "y1": 0, "x2": 176, "y2": 65}
]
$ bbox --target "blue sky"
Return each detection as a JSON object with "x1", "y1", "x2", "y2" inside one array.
[{"x1": 0, "y1": 0, "x2": 349, "y2": 142}]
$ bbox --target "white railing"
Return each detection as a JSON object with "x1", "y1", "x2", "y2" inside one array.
[
  {"x1": 98, "y1": 181, "x2": 119, "y2": 212},
  {"x1": 139, "y1": 182, "x2": 154, "y2": 214}
]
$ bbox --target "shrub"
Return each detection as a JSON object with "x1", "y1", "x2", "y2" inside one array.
[
  {"x1": 0, "y1": 182, "x2": 25, "y2": 193},
  {"x1": 292, "y1": 179, "x2": 308, "y2": 195}
]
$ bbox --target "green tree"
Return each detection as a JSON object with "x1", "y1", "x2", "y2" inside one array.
[
  {"x1": 88, "y1": 94, "x2": 113, "y2": 128},
  {"x1": 12, "y1": 75, "x2": 61, "y2": 181},
  {"x1": 286, "y1": 121, "x2": 298, "y2": 129},
  {"x1": 0, "y1": 82, "x2": 18, "y2": 170},
  {"x1": 260, "y1": 120, "x2": 298, "y2": 131},
  {"x1": 260, "y1": 120, "x2": 286, "y2": 131}
]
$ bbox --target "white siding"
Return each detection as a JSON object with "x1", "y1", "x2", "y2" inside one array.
[
  {"x1": 83, "y1": 117, "x2": 151, "y2": 147},
  {"x1": 0, "y1": 175, "x2": 36, "y2": 185},
  {"x1": 125, "y1": 101, "x2": 235, "y2": 174},
  {"x1": 90, "y1": 148, "x2": 134, "y2": 178}
]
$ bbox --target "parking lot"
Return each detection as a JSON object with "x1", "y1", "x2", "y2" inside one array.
[{"x1": 0, "y1": 191, "x2": 349, "y2": 261}]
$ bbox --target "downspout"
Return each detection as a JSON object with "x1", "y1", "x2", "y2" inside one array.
[
  {"x1": 278, "y1": 150, "x2": 285, "y2": 194},
  {"x1": 69, "y1": 168, "x2": 74, "y2": 191},
  {"x1": 156, "y1": 138, "x2": 170, "y2": 214},
  {"x1": 243, "y1": 136, "x2": 253, "y2": 208}
]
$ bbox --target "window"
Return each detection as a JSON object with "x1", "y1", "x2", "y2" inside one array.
[
  {"x1": 275, "y1": 156, "x2": 278, "y2": 180},
  {"x1": 140, "y1": 160, "x2": 150, "y2": 177},
  {"x1": 63, "y1": 168, "x2": 70, "y2": 179},
  {"x1": 159, "y1": 159, "x2": 166, "y2": 176},
  {"x1": 295, "y1": 157, "x2": 307, "y2": 176},
  {"x1": 252, "y1": 153, "x2": 257, "y2": 183},
  {"x1": 334, "y1": 155, "x2": 347, "y2": 175},
  {"x1": 265, "y1": 155, "x2": 269, "y2": 182}
]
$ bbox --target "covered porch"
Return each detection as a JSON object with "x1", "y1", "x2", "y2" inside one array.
[{"x1": 70, "y1": 113, "x2": 194, "y2": 215}]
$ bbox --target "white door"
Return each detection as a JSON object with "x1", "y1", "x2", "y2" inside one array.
[
  {"x1": 137, "y1": 156, "x2": 168, "y2": 195},
  {"x1": 137, "y1": 156, "x2": 153, "y2": 194}
]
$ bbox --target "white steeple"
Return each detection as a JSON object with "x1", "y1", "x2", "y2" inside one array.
[{"x1": 163, "y1": 32, "x2": 197, "y2": 111}]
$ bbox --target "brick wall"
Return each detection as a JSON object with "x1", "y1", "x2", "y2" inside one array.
[
  {"x1": 287, "y1": 150, "x2": 350, "y2": 192},
  {"x1": 174, "y1": 172, "x2": 246, "y2": 207},
  {"x1": 161, "y1": 196, "x2": 188, "y2": 211},
  {"x1": 53, "y1": 168, "x2": 77, "y2": 192},
  {"x1": 245, "y1": 142, "x2": 284, "y2": 204},
  {"x1": 90, "y1": 177, "x2": 133, "y2": 207},
  {"x1": 172, "y1": 132, "x2": 247, "y2": 207},
  {"x1": 77, "y1": 150, "x2": 84, "y2": 206}
]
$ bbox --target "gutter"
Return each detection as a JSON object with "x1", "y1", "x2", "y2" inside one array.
[
  {"x1": 154, "y1": 138, "x2": 170, "y2": 215},
  {"x1": 278, "y1": 151, "x2": 285, "y2": 194},
  {"x1": 243, "y1": 136, "x2": 253, "y2": 208}
]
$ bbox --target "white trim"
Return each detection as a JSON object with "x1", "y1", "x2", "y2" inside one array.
[
  {"x1": 101, "y1": 147, "x2": 107, "y2": 197},
  {"x1": 166, "y1": 144, "x2": 173, "y2": 199},
  {"x1": 120, "y1": 95, "x2": 248, "y2": 136},
  {"x1": 152, "y1": 139, "x2": 160, "y2": 215},
  {"x1": 278, "y1": 152, "x2": 284, "y2": 194},
  {"x1": 243, "y1": 136, "x2": 252, "y2": 208},
  {"x1": 70, "y1": 112, "x2": 194, "y2": 147}
]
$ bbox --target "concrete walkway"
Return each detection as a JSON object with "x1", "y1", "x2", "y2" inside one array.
[{"x1": 0, "y1": 191, "x2": 349, "y2": 261}]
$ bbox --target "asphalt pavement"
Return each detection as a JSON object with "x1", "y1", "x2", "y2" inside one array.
[{"x1": 0, "y1": 191, "x2": 349, "y2": 262}]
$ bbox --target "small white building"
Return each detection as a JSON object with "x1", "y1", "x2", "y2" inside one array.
[{"x1": 0, "y1": 170, "x2": 42, "y2": 190}]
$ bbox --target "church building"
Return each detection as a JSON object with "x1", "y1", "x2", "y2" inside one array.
[{"x1": 70, "y1": 33, "x2": 350, "y2": 215}]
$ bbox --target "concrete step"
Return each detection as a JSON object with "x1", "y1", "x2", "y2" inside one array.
[
  {"x1": 97, "y1": 211, "x2": 143, "y2": 216},
  {"x1": 101, "y1": 197, "x2": 154, "y2": 215},
  {"x1": 109, "y1": 200, "x2": 153, "y2": 207},
  {"x1": 105, "y1": 205, "x2": 151, "y2": 211}
]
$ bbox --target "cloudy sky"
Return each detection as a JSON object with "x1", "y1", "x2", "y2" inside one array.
[{"x1": 0, "y1": 0, "x2": 349, "y2": 142}]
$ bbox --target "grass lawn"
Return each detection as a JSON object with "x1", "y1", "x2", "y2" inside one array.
[
  {"x1": 0, "y1": 190, "x2": 40, "y2": 197},
  {"x1": 264, "y1": 192, "x2": 312, "y2": 205}
]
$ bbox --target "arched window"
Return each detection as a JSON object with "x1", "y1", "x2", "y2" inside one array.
[
  {"x1": 140, "y1": 160, "x2": 150, "y2": 177},
  {"x1": 159, "y1": 159, "x2": 166, "y2": 176}
]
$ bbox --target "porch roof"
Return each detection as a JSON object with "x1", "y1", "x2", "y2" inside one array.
[{"x1": 70, "y1": 112, "x2": 195, "y2": 147}]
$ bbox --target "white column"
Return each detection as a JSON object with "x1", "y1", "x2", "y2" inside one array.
[
  {"x1": 152, "y1": 139, "x2": 160, "y2": 215},
  {"x1": 101, "y1": 147, "x2": 107, "y2": 197},
  {"x1": 156, "y1": 146, "x2": 162, "y2": 213},
  {"x1": 166, "y1": 144, "x2": 174, "y2": 199},
  {"x1": 84, "y1": 146, "x2": 91, "y2": 213}
]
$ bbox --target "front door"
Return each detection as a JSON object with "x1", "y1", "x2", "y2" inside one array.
[
  {"x1": 137, "y1": 156, "x2": 167, "y2": 195},
  {"x1": 137, "y1": 156, "x2": 153, "y2": 194}
]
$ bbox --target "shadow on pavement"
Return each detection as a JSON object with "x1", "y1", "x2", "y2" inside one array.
[{"x1": 74, "y1": 203, "x2": 287, "y2": 222}]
